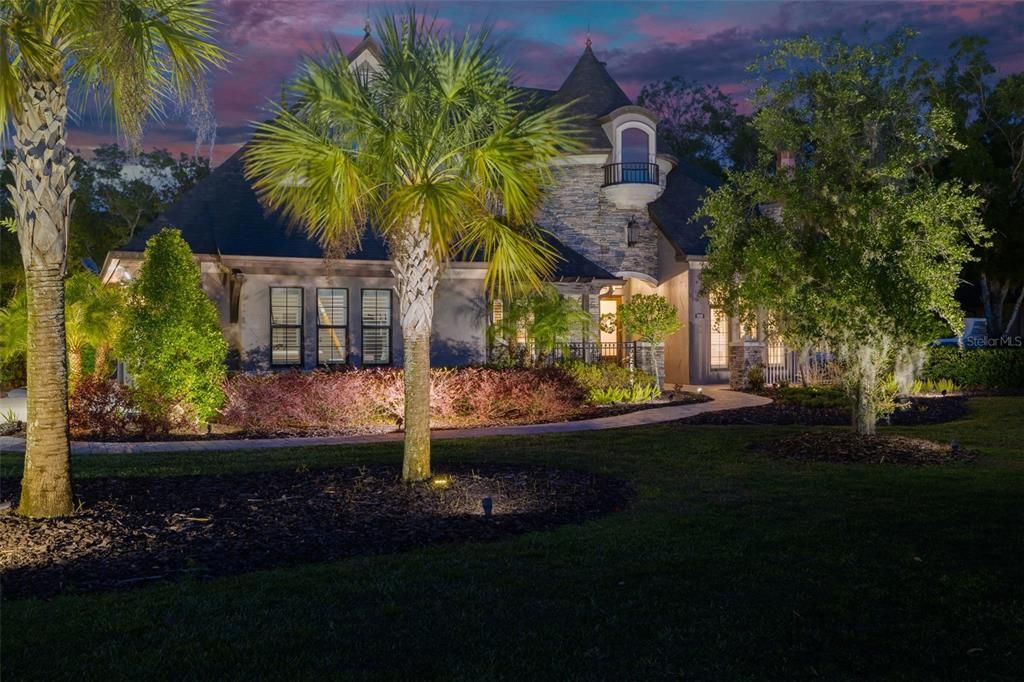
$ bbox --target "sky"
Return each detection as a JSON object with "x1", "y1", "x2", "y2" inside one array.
[{"x1": 67, "y1": 0, "x2": 1024, "y2": 166}]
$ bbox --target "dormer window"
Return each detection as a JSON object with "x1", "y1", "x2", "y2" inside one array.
[{"x1": 602, "y1": 113, "x2": 659, "y2": 187}]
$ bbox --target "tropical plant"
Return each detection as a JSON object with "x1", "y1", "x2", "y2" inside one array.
[
  {"x1": 244, "y1": 13, "x2": 578, "y2": 481},
  {"x1": 698, "y1": 30, "x2": 987, "y2": 435},
  {"x1": 489, "y1": 285, "x2": 593, "y2": 364},
  {"x1": 1, "y1": 0, "x2": 226, "y2": 517},
  {"x1": 63, "y1": 272, "x2": 124, "y2": 384},
  {"x1": 618, "y1": 293, "x2": 680, "y2": 388},
  {"x1": 117, "y1": 228, "x2": 227, "y2": 426},
  {"x1": 0, "y1": 271, "x2": 124, "y2": 385}
]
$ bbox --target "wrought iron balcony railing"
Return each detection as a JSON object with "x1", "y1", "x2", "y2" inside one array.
[{"x1": 602, "y1": 162, "x2": 659, "y2": 187}]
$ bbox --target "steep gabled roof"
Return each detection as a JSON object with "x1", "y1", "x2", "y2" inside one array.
[
  {"x1": 120, "y1": 147, "x2": 615, "y2": 281},
  {"x1": 548, "y1": 45, "x2": 633, "y2": 150},
  {"x1": 648, "y1": 163, "x2": 721, "y2": 257}
]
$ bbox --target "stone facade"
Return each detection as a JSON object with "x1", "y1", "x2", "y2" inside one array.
[
  {"x1": 537, "y1": 161, "x2": 662, "y2": 281},
  {"x1": 729, "y1": 341, "x2": 766, "y2": 390}
]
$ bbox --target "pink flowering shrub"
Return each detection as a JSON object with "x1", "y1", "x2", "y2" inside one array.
[{"x1": 219, "y1": 367, "x2": 587, "y2": 433}]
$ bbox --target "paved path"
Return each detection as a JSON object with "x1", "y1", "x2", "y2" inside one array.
[{"x1": 0, "y1": 385, "x2": 768, "y2": 456}]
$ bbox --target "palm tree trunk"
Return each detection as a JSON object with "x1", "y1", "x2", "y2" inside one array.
[
  {"x1": 68, "y1": 345, "x2": 83, "y2": 387},
  {"x1": 93, "y1": 343, "x2": 111, "y2": 379},
  {"x1": 11, "y1": 76, "x2": 75, "y2": 517},
  {"x1": 19, "y1": 267, "x2": 73, "y2": 517},
  {"x1": 392, "y1": 221, "x2": 439, "y2": 483}
]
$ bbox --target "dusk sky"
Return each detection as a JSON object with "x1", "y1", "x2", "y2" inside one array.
[{"x1": 67, "y1": 0, "x2": 1024, "y2": 165}]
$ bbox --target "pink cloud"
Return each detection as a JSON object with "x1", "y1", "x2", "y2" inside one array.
[{"x1": 631, "y1": 14, "x2": 733, "y2": 45}]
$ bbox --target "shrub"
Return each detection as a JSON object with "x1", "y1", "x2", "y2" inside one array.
[
  {"x1": 564, "y1": 361, "x2": 659, "y2": 404},
  {"x1": 910, "y1": 377, "x2": 961, "y2": 395},
  {"x1": 68, "y1": 376, "x2": 179, "y2": 438},
  {"x1": 118, "y1": 228, "x2": 228, "y2": 424},
  {"x1": 747, "y1": 365, "x2": 765, "y2": 392},
  {"x1": 923, "y1": 348, "x2": 1024, "y2": 390},
  {"x1": 776, "y1": 385, "x2": 848, "y2": 409},
  {"x1": 219, "y1": 367, "x2": 587, "y2": 432}
]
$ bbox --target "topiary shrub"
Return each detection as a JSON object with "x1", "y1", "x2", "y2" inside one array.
[
  {"x1": 118, "y1": 228, "x2": 228, "y2": 425},
  {"x1": 923, "y1": 348, "x2": 1024, "y2": 390}
]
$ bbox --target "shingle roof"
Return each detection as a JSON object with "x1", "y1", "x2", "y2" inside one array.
[
  {"x1": 548, "y1": 45, "x2": 632, "y2": 150},
  {"x1": 122, "y1": 147, "x2": 615, "y2": 281},
  {"x1": 648, "y1": 163, "x2": 721, "y2": 257}
]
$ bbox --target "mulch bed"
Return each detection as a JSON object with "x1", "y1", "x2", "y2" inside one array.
[
  {"x1": 761, "y1": 431, "x2": 975, "y2": 466},
  {"x1": 679, "y1": 396, "x2": 968, "y2": 427},
  {"x1": 0, "y1": 464, "x2": 631, "y2": 600}
]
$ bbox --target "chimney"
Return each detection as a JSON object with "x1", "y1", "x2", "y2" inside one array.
[{"x1": 775, "y1": 150, "x2": 796, "y2": 172}]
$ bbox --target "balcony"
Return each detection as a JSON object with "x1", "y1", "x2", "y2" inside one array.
[
  {"x1": 602, "y1": 162, "x2": 659, "y2": 187},
  {"x1": 601, "y1": 162, "x2": 662, "y2": 209}
]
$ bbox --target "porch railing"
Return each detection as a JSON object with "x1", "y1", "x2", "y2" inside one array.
[
  {"x1": 763, "y1": 343, "x2": 835, "y2": 386},
  {"x1": 490, "y1": 341, "x2": 640, "y2": 368}
]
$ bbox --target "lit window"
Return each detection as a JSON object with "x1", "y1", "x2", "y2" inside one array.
[
  {"x1": 317, "y1": 288, "x2": 348, "y2": 365},
  {"x1": 710, "y1": 308, "x2": 729, "y2": 370},
  {"x1": 270, "y1": 287, "x2": 303, "y2": 366},
  {"x1": 361, "y1": 289, "x2": 392, "y2": 365},
  {"x1": 767, "y1": 342, "x2": 786, "y2": 367}
]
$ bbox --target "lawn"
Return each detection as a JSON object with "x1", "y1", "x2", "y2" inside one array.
[{"x1": 2, "y1": 397, "x2": 1023, "y2": 680}]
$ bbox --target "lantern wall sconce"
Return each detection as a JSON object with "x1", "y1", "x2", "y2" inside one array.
[{"x1": 626, "y1": 215, "x2": 640, "y2": 247}]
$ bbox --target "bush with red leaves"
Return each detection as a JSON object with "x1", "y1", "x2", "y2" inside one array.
[
  {"x1": 69, "y1": 376, "x2": 180, "y2": 439},
  {"x1": 219, "y1": 367, "x2": 587, "y2": 433}
]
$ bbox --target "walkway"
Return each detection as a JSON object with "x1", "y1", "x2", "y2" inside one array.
[{"x1": 0, "y1": 385, "x2": 769, "y2": 455}]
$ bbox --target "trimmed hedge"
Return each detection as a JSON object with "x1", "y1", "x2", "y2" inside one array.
[
  {"x1": 923, "y1": 348, "x2": 1024, "y2": 390},
  {"x1": 220, "y1": 367, "x2": 588, "y2": 433}
]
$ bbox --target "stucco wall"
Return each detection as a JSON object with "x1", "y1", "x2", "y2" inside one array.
[{"x1": 231, "y1": 269, "x2": 488, "y2": 371}]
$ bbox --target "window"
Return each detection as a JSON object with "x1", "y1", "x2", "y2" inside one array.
[
  {"x1": 270, "y1": 287, "x2": 303, "y2": 366},
  {"x1": 317, "y1": 288, "x2": 348, "y2": 365},
  {"x1": 361, "y1": 289, "x2": 392, "y2": 365},
  {"x1": 620, "y1": 127, "x2": 651, "y2": 163},
  {"x1": 767, "y1": 342, "x2": 786, "y2": 367},
  {"x1": 710, "y1": 307, "x2": 729, "y2": 370}
]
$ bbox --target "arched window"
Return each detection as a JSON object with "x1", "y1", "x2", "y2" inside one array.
[{"x1": 620, "y1": 127, "x2": 651, "y2": 163}]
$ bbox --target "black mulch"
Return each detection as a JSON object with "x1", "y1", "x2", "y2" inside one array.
[
  {"x1": 0, "y1": 465, "x2": 632, "y2": 600},
  {"x1": 761, "y1": 431, "x2": 975, "y2": 466},
  {"x1": 678, "y1": 396, "x2": 968, "y2": 427}
]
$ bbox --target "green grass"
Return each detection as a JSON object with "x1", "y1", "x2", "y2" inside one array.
[{"x1": 2, "y1": 397, "x2": 1023, "y2": 680}]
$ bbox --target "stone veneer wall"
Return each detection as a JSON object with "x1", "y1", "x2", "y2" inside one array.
[
  {"x1": 729, "y1": 341, "x2": 766, "y2": 390},
  {"x1": 537, "y1": 162, "x2": 661, "y2": 280}
]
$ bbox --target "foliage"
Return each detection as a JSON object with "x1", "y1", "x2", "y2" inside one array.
[
  {"x1": 68, "y1": 376, "x2": 179, "y2": 439},
  {"x1": 910, "y1": 377, "x2": 961, "y2": 395},
  {"x1": 923, "y1": 347, "x2": 1024, "y2": 389},
  {"x1": 69, "y1": 145, "x2": 212, "y2": 269},
  {"x1": 697, "y1": 30, "x2": 987, "y2": 434},
  {"x1": 564, "y1": 361, "x2": 659, "y2": 404},
  {"x1": 934, "y1": 37, "x2": 1024, "y2": 338},
  {"x1": 636, "y1": 76, "x2": 759, "y2": 175},
  {"x1": 244, "y1": 12, "x2": 578, "y2": 300},
  {"x1": 489, "y1": 285, "x2": 594, "y2": 363},
  {"x1": 0, "y1": 272, "x2": 123, "y2": 384},
  {"x1": 118, "y1": 228, "x2": 227, "y2": 423},
  {"x1": 220, "y1": 367, "x2": 587, "y2": 432},
  {"x1": 747, "y1": 365, "x2": 765, "y2": 392},
  {"x1": 775, "y1": 385, "x2": 848, "y2": 410},
  {"x1": 619, "y1": 295, "x2": 681, "y2": 344}
]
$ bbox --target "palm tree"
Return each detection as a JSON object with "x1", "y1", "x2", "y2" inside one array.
[
  {"x1": 64, "y1": 272, "x2": 124, "y2": 384},
  {"x1": 1, "y1": 0, "x2": 226, "y2": 517},
  {"x1": 0, "y1": 272, "x2": 125, "y2": 386},
  {"x1": 245, "y1": 13, "x2": 577, "y2": 482}
]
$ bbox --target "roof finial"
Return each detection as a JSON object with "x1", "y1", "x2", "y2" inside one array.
[{"x1": 585, "y1": 22, "x2": 592, "y2": 49}]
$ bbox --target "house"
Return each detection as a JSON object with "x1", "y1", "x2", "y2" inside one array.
[{"x1": 100, "y1": 33, "x2": 738, "y2": 386}]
